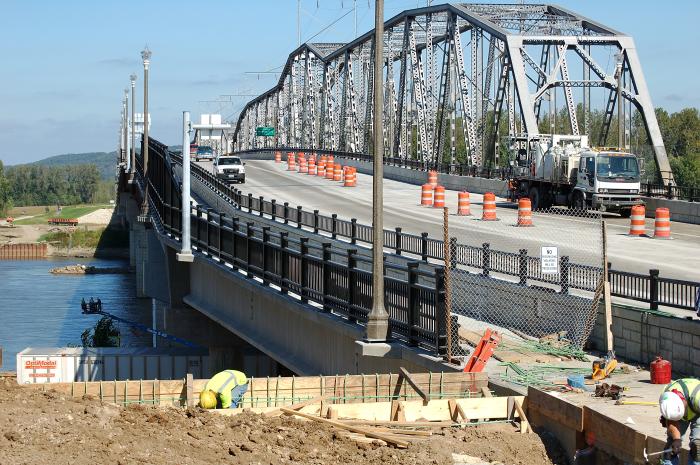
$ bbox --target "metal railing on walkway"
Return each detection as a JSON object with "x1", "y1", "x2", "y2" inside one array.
[
  {"x1": 177, "y1": 151, "x2": 700, "y2": 313},
  {"x1": 135, "y1": 139, "x2": 449, "y2": 356}
]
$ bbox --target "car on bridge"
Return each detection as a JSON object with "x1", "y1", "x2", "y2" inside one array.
[
  {"x1": 195, "y1": 145, "x2": 215, "y2": 161},
  {"x1": 214, "y1": 155, "x2": 245, "y2": 184}
]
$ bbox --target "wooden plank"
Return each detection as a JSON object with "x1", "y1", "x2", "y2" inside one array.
[
  {"x1": 186, "y1": 374, "x2": 194, "y2": 408},
  {"x1": 266, "y1": 395, "x2": 328, "y2": 417},
  {"x1": 280, "y1": 408, "x2": 409, "y2": 448},
  {"x1": 366, "y1": 427, "x2": 432, "y2": 437},
  {"x1": 527, "y1": 387, "x2": 583, "y2": 432},
  {"x1": 399, "y1": 367, "x2": 429, "y2": 405},
  {"x1": 583, "y1": 406, "x2": 646, "y2": 464},
  {"x1": 513, "y1": 399, "x2": 530, "y2": 434},
  {"x1": 481, "y1": 387, "x2": 492, "y2": 397}
]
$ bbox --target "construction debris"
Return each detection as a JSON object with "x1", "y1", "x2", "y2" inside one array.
[{"x1": 0, "y1": 378, "x2": 568, "y2": 464}]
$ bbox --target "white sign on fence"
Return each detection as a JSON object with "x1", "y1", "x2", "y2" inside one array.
[{"x1": 541, "y1": 246, "x2": 559, "y2": 275}]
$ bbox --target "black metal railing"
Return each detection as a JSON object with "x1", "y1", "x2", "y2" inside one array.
[
  {"x1": 640, "y1": 182, "x2": 700, "y2": 202},
  {"x1": 137, "y1": 138, "x2": 448, "y2": 356},
  {"x1": 172, "y1": 146, "x2": 700, "y2": 313},
  {"x1": 609, "y1": 268, "x2": 699, "y2": 311}
]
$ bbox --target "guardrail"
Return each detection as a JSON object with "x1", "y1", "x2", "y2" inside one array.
[
  {"x1": 640, "y1": 182, "x2": 700, "y2": 202},
  {"x1": 178, "y1": 149, "x2": 700, "y2": 313},
  {"x1": 137, "y1": 139, "x2": 449, "y2": 356}
]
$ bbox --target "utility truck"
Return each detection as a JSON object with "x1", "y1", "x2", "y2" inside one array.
[{"x1": 507, "y1": 134, "x2": 643, "y2": 216}]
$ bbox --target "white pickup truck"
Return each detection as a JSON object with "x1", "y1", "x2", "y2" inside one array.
[{"x1": 213, "y1": 155, "x2": 245, "y2": 184}]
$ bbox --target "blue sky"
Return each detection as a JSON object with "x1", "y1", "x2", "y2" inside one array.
[{"x1": 1, "y1": 0, "x2": 698, "y2": 164}]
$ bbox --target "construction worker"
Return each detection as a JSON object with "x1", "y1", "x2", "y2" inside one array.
[
  {"x1": 659, "y1": 377, "x2": 700, "y2": 465},
  {"x1": 199, "y1": 370, "x2": 248, "y2": 409}
]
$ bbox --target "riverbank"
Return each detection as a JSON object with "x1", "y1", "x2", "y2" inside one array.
[
  {"x1": 50, "y1": 263, "x2": 132, "y2": 274},
  {"x1": 1, "y1": 206, "x2": 128, "y2": 258}
]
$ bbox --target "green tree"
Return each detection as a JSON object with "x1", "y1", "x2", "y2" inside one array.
[
  {"x1": 81, "y1": 317, "x2": 120, "y2": 347},
  {"x1": 0, "y1": 160, "x2": 12, "y2": 216}
]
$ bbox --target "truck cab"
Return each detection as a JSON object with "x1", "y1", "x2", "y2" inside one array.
[
  {"x1": 573, "y1": 150, "x2": 642, "y2": 216},
  {"x1": 214, "y1": 155, "x2": 245, "y2": 184}
]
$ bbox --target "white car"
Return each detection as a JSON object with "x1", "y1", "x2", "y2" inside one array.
[{"x1": 214, "y1": 155, "x2": 245, "y2": 184}]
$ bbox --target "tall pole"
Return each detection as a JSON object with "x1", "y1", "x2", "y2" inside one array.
[
  {"x1": 130, "y1": 74, "x2": 136, "y2": 177},
  {"x1": 297, "y1": 0, "x2": 301, "y2": 46},
  {"x1": 141, "y1": 47, "x2": 151, "y2": 216},
  {"x1": 123, "y1": 89, "x2": 129, "y2": 167},
  {"x1": 354, "y1": 0, "x2": 357, "y2": 39},
  {"x1": 616, "y1": 53, "x2": 624, "y2": 149},
  {"x1": 366, "y1": 0, "x2": 389, "y2": 342},
  {"x1": 177, "y1": 111, "x2": 194, "y2": 263}
]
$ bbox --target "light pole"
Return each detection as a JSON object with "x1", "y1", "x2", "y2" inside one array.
[
  {"x1": 140, "y1": 47, "x2": 151, "y2": 216},
  {"x1": 366, "y1": 0, "x2": 389, "y2": 342},
  {"x1": 176, "y1": 111, "x2": 194, "y2": 263},
  {"x1": 130, "y1": 74, "x2": 136, "y2": 177},
  {"x1": 123, "y1": 88, "x2": 129, "y2": 167},
  {"x1": 615, "y1": 53, "x2": 624, "y2": 149}
]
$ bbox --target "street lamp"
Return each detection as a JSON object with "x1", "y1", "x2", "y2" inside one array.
[
  {"x1": 140, "y1": 47, "x2": 152, "y2": 216},
  {"x1": 123, "y1": 88, "x2": 129, "y2": 167},
  {"x1": 130, "y1": 74, "x2": 137, "y2": 177},
  {"x1": 366, "y1": 0, "x2": 389, "y2": 342}
]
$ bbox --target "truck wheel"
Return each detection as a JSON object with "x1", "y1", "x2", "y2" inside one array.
[
  {"x1": 528, "y1": 187, "x2": 540, "y2": 210},
  {"x1": 572, "y1": 191, "x2": 585, "y2": 211}
]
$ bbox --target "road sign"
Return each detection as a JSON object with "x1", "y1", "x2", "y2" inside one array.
[
  {"x1": 541, "y1": 246, "x2": 559, "y2": 274},
  {"x1": 256, "y1": 126, "x2": 275, "y2": 137}
]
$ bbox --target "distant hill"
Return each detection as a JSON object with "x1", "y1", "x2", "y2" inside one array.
[{"x1": 30, "y1": 152, "x2": 117, "y2": 180}]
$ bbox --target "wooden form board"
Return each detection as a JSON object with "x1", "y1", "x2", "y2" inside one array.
[
  {"x1": 213, "y1": 396, "x2": 525, "y2": 423},
  {"x1": 23, "y1": 372, "x2": 487, "y2": 408},
  {"x1": 527, "y1": 386, "x2": 583, "y2": 432},
  {"x1": 527, "y1": 387, "x2": 689, "y2": 465}
]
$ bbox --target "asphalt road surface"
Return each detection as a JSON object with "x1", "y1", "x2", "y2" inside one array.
[{"x1": 197, "y1": 159, "x2": 700, "y2": 282}]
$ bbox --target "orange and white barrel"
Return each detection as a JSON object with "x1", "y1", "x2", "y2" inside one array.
[
  {"x1": 287, "y1": 152, "x2": 296, "y2": 171},
  {"x1": 428, "y1": 170, "x2": 438, "y2": 188},
  {"x1": 333, "y1": 164, "x2": 343, "y2": 182},
  {"x1": 433, "y1": 185, "x2": 446, "y2": 208},
  {"x1": 457, "y1": 191, "x2": 471, "y2": 216},
  {"x1": 482, "y1": 192, "x2": 498, "y2": 221},
  {"x1": 516, "y1": 198, "x2": 534, "y2": 227},
  {"x1": 317, "y1": 159, "x2": 326, "y2": 177},
  {"x1": 654, "y1": 208, "x2": 671, "y2": 239},
  {"x1": 344, "y1": 167, "x2": 356, "y2": 187},
  {"x1": 298, "y1": 155, "x2": 308, "y2": 174},
  {"x1": 274, "y1": 151, "x2": 281, "y2": 163},
  {"x1": 327, "y1": 155, "x2": 334, "y2": 166},
  {"x1": 307, "y1": 157, "x2": 316, "y2": 175},
  {"x1": 326, "y1": 162, "x2": 336, "y2": 180},
  {"x1": 421, "y1": 184, "x2": 433, "y2": 206},
  {"x1": 628, "y1": 204, "x2": 646, "y2": 236}
]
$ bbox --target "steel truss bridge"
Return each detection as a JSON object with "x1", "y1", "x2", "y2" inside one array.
[{"x1": 232, "y1": 3, "x2": 674, "y2": 184}]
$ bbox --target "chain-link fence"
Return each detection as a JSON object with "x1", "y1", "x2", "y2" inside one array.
[{"x1": 443, "y1": 204, "x2": 604, "y2": 361}]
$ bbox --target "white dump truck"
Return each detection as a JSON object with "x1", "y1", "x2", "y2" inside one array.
[{"x1": 508, "y1": 134, "x2": 643, "y2": 216}]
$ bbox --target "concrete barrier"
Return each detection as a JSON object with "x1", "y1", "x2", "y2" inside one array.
[{"x1": 642, "y1": 196, "x2": 700, "y2": 225}]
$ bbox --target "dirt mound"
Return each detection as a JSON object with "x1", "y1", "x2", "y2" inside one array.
[{"x1": 0, "y1": 379, "x2": 567, "y2": 465}]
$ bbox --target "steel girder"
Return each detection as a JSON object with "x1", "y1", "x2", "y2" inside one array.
[{"x1": 232, "y1": 3, "x2": 672, "y2": 184}]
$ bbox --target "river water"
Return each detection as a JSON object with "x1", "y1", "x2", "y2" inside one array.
[{"x1": 0, "y1": 258, "x2": 152, "y2": 371}]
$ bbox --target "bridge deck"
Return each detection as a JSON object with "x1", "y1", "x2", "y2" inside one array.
[{"x1": 197, "y1": 159, "x2": 700, "y2": 283}]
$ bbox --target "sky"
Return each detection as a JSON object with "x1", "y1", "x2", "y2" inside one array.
[{"x1": 1, "y1": 0, "x2": 698, "y2": 165}]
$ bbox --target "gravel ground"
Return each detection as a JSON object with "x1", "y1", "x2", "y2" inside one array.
[
  {"x1": 78, "y1": 208, "x2": 116, "y2": 225},
  {"x1": 0, "y1": 379, "x2": 571, "y2": 465}
]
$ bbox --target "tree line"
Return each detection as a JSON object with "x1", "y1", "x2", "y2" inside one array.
[{"x1": 0, "y1": 163, "x2": 112, "y2": 215}]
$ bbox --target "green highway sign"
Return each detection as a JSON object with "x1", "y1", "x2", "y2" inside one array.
[{"x1": 256, "y1": 126, "x2": 275, "y2": 137}]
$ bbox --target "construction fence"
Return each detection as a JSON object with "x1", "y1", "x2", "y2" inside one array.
[{"x1": 443, "y1": 205, "x2": 604, "y2": 359}]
